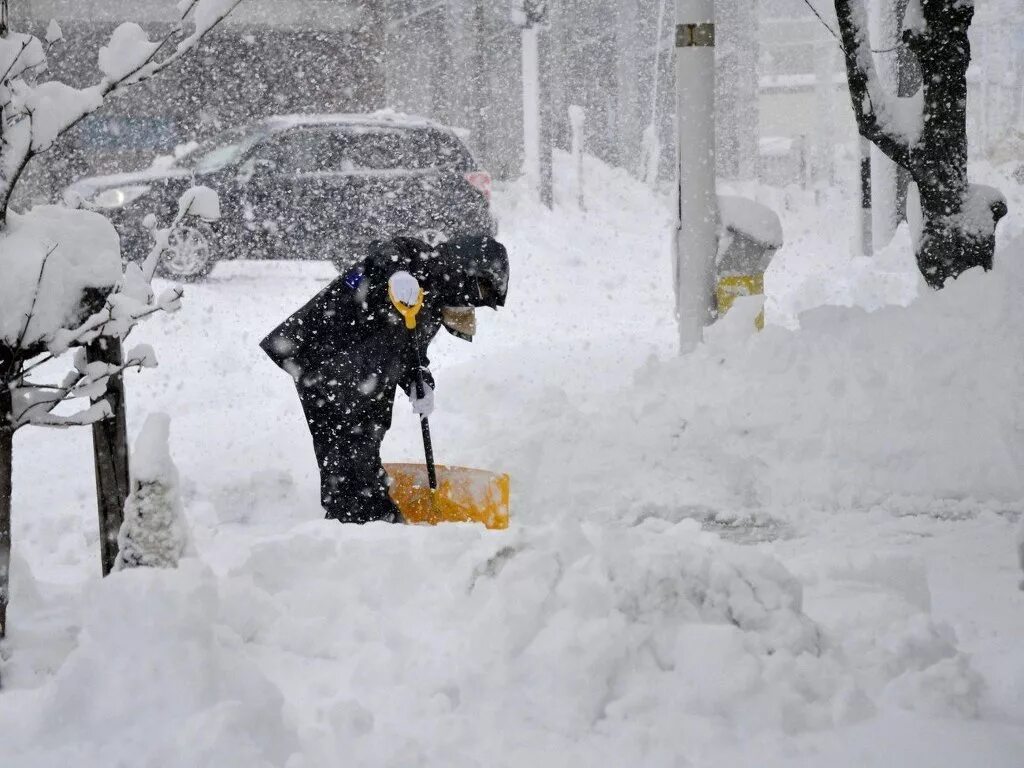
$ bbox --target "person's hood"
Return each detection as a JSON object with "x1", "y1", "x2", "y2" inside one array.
[{"x1": 435, "y1": 236, "x2": 509, "y2": 308}]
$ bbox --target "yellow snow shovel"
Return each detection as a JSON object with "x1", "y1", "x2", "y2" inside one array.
[{"x1": 385, "y1": 280, "x2": 510, "y2": 530}]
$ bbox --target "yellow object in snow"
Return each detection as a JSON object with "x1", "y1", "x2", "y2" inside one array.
[
  {"x1": 716, "y1": 274, "x2": 765, "y2": 330},
  {"x1": 388, "y1": 283, "x2": 425, "y2": 329},
  {"x1": 386, "y1": 463, "x2": 510, "y2": 529}
]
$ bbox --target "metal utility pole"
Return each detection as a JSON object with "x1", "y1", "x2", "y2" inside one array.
[
  {"x1": 520, "y1": 1, "x2": 553, "y2": 208},
  {"x1": 674, "y1": 0, "x2": 719, "y2": 353}
]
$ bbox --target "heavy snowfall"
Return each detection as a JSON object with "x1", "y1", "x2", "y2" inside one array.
[{"x1": 1, "y1": 0, "x2": 1023, "y2": 767}]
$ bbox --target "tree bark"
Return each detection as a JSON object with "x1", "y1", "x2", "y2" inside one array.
[
  {"x1": 87, "y1": 337, "x2": 129, "y2": 577},
  {"x1": 906, "y1": 4, "x2": 1004, "y2": 284},
  {"x1": 834, "y1": 0, "x2": 1007, "y2": 288},
  {"x1": 0, "y1": 386, "x2": 12, "y2": 642}
]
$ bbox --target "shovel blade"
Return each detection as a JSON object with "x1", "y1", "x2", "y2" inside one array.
[{"x1": 385, "y1": 463, "x2": 510, "y2": 529}]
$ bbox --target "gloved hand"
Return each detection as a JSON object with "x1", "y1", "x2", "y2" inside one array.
[
  {"x1": 388, "y1": 270, "x2": 421, "y2": 306},
  {"x1": 410, "y1": 380, "x2": 434, "y2": 417}
]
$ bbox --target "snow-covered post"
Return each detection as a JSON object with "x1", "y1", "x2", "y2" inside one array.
[
  {"x1": 715, "y1": 0, "x2": 758, "y2": 184},
  {"x1": 516, "y1": 0, "x2": 553, "y2": 208},
  {"x1": 616, "y1": 0, "x2": 642, "y2": 174},
  {"x1": 642, "y1": 0, "x2": 669, "y2": 187},
  {"x1": 813, "y1": 39, "x2": 836, "y2": 194},
  {"x1": 569, "y1": 104, "x2": 586, "y2": 210},
  {"x1": 674, "y1": 0, "x2": 719, "y2": 353}
]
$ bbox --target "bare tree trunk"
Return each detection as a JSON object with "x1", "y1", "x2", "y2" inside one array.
[
  {"x1": 835, "y1": 0, "x2": 1007, "y2": 288},
  {"x1": 0, "y1": 386, "x2": 12, "y2": 642},
  {"x1": 87, "y1": 338, "x2": 129, "y2": 577},
  {"x1": 906, "y1": 6, "x2": 1003, "y2": 283},
  {"x1": 859, "y1": 136, "x2": 872, "y2": 256}
]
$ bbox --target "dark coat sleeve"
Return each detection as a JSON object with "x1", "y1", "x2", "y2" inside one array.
[
  {"x1": 260, "y1": 243, "x2": 442, "y2": 401},
  {"x1": 259, "y1": 277, "x2": 358, "y2": 380}
]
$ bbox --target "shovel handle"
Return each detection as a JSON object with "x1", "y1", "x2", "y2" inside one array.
[{"x1": 412, "y1": 328, "x2": 438, "y2": 491}]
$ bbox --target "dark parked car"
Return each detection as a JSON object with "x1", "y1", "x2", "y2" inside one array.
[{"x1": 65, "y1": 113, "x2": 496, "y2": 280}]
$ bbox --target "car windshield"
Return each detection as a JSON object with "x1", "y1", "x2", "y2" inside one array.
[{"x1": 178, "y1": 126, "x2": 266, "y2": 173}]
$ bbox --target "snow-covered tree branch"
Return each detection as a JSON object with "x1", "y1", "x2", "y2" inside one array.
[
  {"x1": 832, "y1": 0, "x2": 914, "y2": 168},
  {"x1": 0, "y1": 0, "x2": 237, "y2": 643},
  {"x1": 0, "y1": 0, "x2": 241, "y2": 223}
]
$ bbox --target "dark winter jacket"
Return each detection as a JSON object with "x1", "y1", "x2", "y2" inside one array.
[{"x1": 260, "y1": 238, "x2": 443, "y2": 420}]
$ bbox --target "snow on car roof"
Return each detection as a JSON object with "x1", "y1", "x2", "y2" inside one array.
[{"x1": 261, "y1": 111, "x2": 450, "y2": 133}]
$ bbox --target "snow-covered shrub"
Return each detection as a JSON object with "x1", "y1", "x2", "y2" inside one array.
[
  {"x1": 115, "y1": 414, "x2": 189, "y2": 571},
  {"x1": 0, "y1": 0, "x2": 238, "y2": 640}
]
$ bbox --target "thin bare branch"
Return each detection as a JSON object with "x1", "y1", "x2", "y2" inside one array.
[
  {"x1": 67, "y1": 0, "x2": 244, "y2": 141},
  {"x1": 11, "y1": 243, "x2": 57, "y2": 352},
  {"x1": 0, "y1": 0, "x2": 242, "y2": 220},
  {"x1": 0, "y1": 39, "x2": 30, "y2": 85},
  {"x1": 18, "y1": 288, "x2": 182, "y2": 380},
  {"x1": 13, "y1": 352, "x2": 149, "y2": 429}
]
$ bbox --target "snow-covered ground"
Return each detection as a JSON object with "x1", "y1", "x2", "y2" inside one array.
[{"x1": 2, "y1": 157, "x2": 1023, "y2": 766}]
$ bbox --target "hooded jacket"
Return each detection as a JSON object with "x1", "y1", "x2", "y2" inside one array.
[{"x1": 260, "y1": 238, "x2": 442, "y2": 419}]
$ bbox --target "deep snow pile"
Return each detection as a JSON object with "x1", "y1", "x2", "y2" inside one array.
[
  {"x1": 1, "y1": 155, "x2": 1022, "y2": 766},
  {"x1": 1, "y1": 518, "x2": 994, "y2": 767},
  {"x1": 499, "y1": 241, "x2": 1024, "y2": 524},
  {"x1": 114, "y1": 413, "x2": 190, "y2": 570}
]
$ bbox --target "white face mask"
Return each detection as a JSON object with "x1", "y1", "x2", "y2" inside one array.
[{"x1": 442, "y1": 306, "x2": 477, "y2": 342}]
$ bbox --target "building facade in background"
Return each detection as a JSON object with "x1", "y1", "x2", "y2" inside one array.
[{"x1": 12, "y1": 0, "x2": 1021, "y2": 203}]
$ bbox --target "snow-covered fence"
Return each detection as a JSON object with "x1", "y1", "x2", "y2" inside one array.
[{"x1": 0, "y1": 0, "x2": 239, "y2": 648}]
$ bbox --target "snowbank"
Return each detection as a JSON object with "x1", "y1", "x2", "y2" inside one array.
[
  {"x1": 485, "y1": 224, "x2": 1024, "y2": 522},
  {"x1": 0, "y1": 561, "x2": 297, "y2": 767},
  {"x1": 1, "y1": 518, "x2": 990, "y2": 766},
  {"x1": 2, "y1": 154, "x2": 1022, "y2": 766}
]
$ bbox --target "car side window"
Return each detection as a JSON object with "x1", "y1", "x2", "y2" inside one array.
[
  {"x1": 335, "y1": 131, "x2": 404, "y2": 172},
  {"x1": 328, "y1": 128, "x2": 473, "y2": 173},
  {"x1": 406, "y1": 130, "x2": 473, "y2": 171},
  {"x1": 253, "y1": 129, "x2": 346, "y2": 175}
]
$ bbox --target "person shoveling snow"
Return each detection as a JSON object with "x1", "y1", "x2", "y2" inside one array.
[{"x1": 260, "y1": 235, "x2": 509, "y2": 524}]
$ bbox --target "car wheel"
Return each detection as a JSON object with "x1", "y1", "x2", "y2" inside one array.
[{"x1": 156, "y1": 222, "x2": 217, "y2": 282}]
